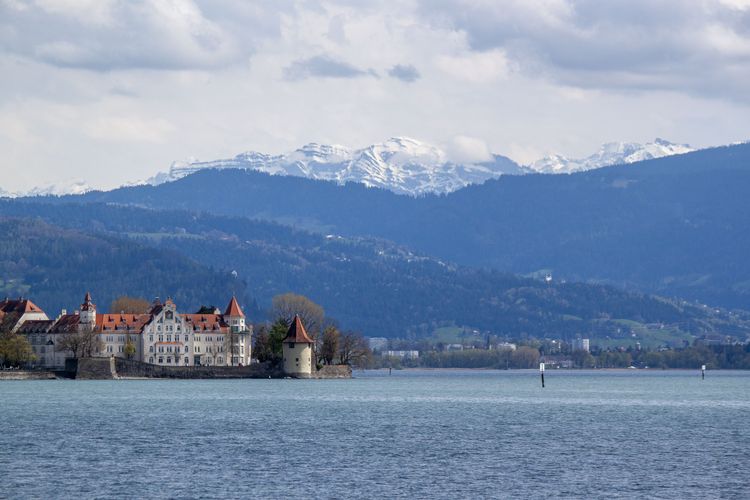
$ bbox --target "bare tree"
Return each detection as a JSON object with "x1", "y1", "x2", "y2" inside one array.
[
  {"x1": 320, "y1": 325, "x2": 340, "y2": 365},
  {"x1": 271, "y1": 293, "x2": 325, "y2": 339},
  {"x1": 110, "y1": 296, "x2": 151, "y2": 314},
  {"x1": 338, "y1": 331, "x2": 371, "y2": 368},
  {"x1": 57, "y1": 326, "x2": 103, "y2": 358}
]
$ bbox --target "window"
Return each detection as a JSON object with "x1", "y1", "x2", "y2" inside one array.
[
  {"x1": 158, "y1": 335, "x2": 163, "y2": 342},
  {"x1": 118, "y1": 346, "x2": 124, "y2": 353},
  {"x1": 158, "y1": 357, "x2": 163, "y2": 364},
  {"x1": 40, "y1": 346, "x2": 45, "y2": 354},
  {"x1": 184, "y1": 335, "x2": 188, "y2": 342},
  {"x1": 167, "y1": 357, "x2": 172, "y2": 364},
  {"x1": 165, "y1": 311, "x2": 173, "y2": 320},
  {"x1": 167, "y1": 346, "x2": 172, "y2": 353},
  {"x1": 157, "y1": 325, "x2": 162, "y2": 331},
  {"x1": 177, "y1": 325, "x2": 181, "y2": 332},
  {"x1": 184, "y1": 346, "x2": 189, "y2": 353},
  {"x1": 149, "y1": 335, "x2": 154, "y2": 342},
  {"x1": 167, "y1": 335, "x2": 172, "y2": 342},
  {"x1": 184, "y1": 357, "x2": 189, "y2": 365},
  {"x1": 289, "y1": 343, "x2": 295, "y2": 348},
  {"x1": 149, "y1": 346, "x2": 154, "y2": 352},
  {"x1": 217, "y1": 357, "x2": 223, "y2": 364},
  {"x1": 159, "y1": 346, "x2": 164, "y2": 353},
  {"x1": 149, "y1": 357, "x2": 154, "y2": 364}
]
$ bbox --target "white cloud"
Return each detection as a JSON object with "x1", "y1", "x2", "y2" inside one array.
[
  {"x1": 436, "y1": 49, "x2": 510, "y2": 83},
  {"x1": 0, "y1": 0, "x2": 749, "y2": 192},
  {"x1": 446, "y1": 136, "x2": 492, "y2": 163}
]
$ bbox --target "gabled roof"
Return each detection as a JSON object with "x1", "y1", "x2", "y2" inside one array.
[
  {"x1": 224, "y1": 296, "x2": 244, "y2": 318},
  {"x1": 0, "y1": 298, "x2": 45, "y2": 315},
  {"x1": 282, "y1": 315, "x2": 314, "y2": 344}
]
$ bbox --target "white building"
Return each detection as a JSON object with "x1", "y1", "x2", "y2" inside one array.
[
  {"x1": 572, "y1": 338, "x2": 590, "y2": 352},
  {"x1": 17, "y1": 294, "x2": 252, "y2": 369}
]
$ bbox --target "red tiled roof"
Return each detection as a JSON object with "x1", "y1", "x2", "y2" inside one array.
[
  {"x1": 0, "y1": 298, "x2": 45, "y2": 315},
  {"x1": 183, "y1": 314, "x2": 229, "y2": 332},
  {"x1": 224, "y1": 296, "x2": 244, "y2": 317},
  {"x1": 96, "y1": 314, "x2": 150, "y2": 333},
  {"x1": 282, "y1": 315, "x2": 314, "y2": 344}
]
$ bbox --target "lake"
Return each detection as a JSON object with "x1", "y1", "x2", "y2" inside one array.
[{"x1": 1, "y1": 369, "x2": 748, "y2": 499}]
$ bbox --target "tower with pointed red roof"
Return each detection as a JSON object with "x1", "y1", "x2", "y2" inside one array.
[
  {"x1": 282, "y1": 315, "x2": 314, "y2": 377},
  {"x1": 79, "y1": 291, "x2": 96, "y2": 325},
  {"x1": 223, "y1": 296, "x2": 251, "y2": 366}
]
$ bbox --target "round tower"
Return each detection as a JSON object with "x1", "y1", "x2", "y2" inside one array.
[{"x1": 282, "y1": 315, "x2": 314, "y2": 378}]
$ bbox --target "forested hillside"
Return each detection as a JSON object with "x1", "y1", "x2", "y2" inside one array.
[
  {"x1": 45, "y1": 143, "x2": 750, "y2": 308},
  {"x1": 1, "y1": 202, "x2": 747, "y2": 341},
  {"x1": 0, "y1": 217, "x2": 254, "y2": 317}
]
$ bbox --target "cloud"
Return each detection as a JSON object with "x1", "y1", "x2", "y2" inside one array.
[
  {"x1": 446, "y1": 135, "x2": 492, "y2": 163},
  {"x1": 388, "y1": 64, "x2": 420, "y2": 82},
  {"x1": 421, "y1": 0, "x2": 750, "y2": 102},
  {"x1": 0, "y1": 0, "x2": 279, "y2": 71},
  {"x1": 436, "y1": 50, "x2": 510, "y2": 83},
  {"x1": 283, "y1": 55, "x2": 377, "y2": 81}
]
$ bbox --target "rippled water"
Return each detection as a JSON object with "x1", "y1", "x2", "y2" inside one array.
[{"x1": 1, "y1": 370, "x2": 748, "y2": 499}]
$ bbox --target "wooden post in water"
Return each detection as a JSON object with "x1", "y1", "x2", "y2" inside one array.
[
  {"x1": 701, "y1": 364, "x2": 706, "y2": 380},
  {"x1": 540, "y1": 362, "x2": 545, "y2": 388}
]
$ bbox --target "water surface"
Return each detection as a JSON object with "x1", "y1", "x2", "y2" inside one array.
[{"x1": 1, "y1": 370, "x2": 748, "y2": 499}]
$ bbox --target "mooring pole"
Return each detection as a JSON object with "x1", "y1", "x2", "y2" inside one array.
[
  {"x1": 701, "y1": 364, "x2": 706, "y2": 380},
  {"x1": 540, "y1": 362, "x2": 545, "y2": 388}
]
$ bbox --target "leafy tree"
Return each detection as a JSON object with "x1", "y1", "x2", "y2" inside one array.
[
  {"x1": 252, "y1": 319, "x2": 287, "y2": 364},
  {"x1": 124, "y1": 335, "x2": 137, "y2": 360},
  {"x1": 110, "y1": 296, "x2": 151, "y2": 314},
  {"x1": 320, "y1": 326, "x2": 340, "y2": 365},
  {"x1": 0, "y1": 330, "x2": 36, "y2": 368}
]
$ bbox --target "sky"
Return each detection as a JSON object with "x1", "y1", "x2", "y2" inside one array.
[{"x1": 1, "y1": 0, "x2": 750, "y2": 192}]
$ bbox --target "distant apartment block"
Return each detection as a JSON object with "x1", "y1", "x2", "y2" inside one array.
[
  {"x1": 572, "y1": 338, "x2": 590, "y2": 352},
  {"x1": 384, "y1": 350, "x2": 419, "y2": 360}
]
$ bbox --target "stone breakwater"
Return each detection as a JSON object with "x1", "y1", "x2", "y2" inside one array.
[
  {"x1": 65, "y1": 358, "x2": 352, "y2": 380},
  {"x1": 0, "y1": 370, "x2": 57, "y2": 380}
]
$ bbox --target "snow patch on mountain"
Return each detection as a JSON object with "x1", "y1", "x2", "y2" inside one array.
[
  {"x1": 529, "y1": 138, "x2": 693, "y2": 174},
  {"x1": 145, "y1": 137, "x2": 526, "y2": 195},
  {"x1": 0, "y1": 180, "x2": 93, "y2": 198}
]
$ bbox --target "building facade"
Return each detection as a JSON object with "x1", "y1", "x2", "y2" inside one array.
[{"x1": 13, "y1": 294, "x2": 252, "y2": 369}]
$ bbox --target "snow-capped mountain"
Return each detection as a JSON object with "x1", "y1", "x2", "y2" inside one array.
[
  {"x1": 147, "y1": 137, "x2": 526, "y2": 196},
  {"x1": 529, "y1": 138, "x2": 693, "y2": 174},
  {"x1": 0, "y1": 180, "x2": 93, "y2": 198}
]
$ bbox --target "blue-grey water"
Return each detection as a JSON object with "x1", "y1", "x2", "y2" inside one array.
[{"x1": 1, "y1": 370, "x2": 748, "y2": 499}]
